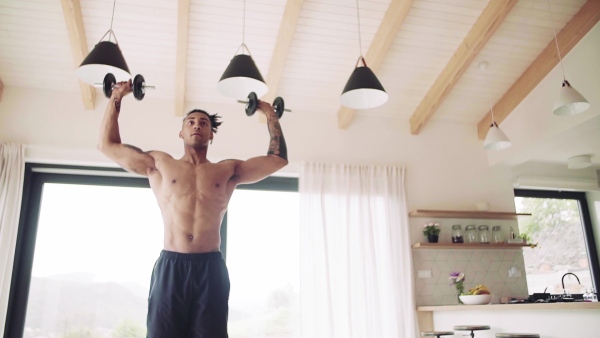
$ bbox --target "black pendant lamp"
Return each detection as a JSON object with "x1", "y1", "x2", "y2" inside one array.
[
  {"x1": 341, "y1": 57, "x2": 388, "y2": 109},
  {"x1": 76, "y1": 0, "x2": 131, "y2": 85},
  {"x1": 218, "y1": 44, "x2": 268, "y2": 100},
  {"x1": 341, "y1": 0, "x2": 388, "y2": 109},
  {"x1": 217, "y1": 0, "x2": 268, "y2": 100}
]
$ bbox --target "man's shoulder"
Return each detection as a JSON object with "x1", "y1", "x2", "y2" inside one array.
[
  {"x1": 148, "y1": 150, "x2": 174, "y2": 160},
  {"x1": 216, "y1": 159, "x2": 243, "y2": 176},
  {"x1": 217, "y1": 159, "x2": 241, "y2": 164}
]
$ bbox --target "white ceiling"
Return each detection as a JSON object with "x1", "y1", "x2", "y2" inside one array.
[{"x1": 0, "y1": 0, "x2": 599, "y2": 172}]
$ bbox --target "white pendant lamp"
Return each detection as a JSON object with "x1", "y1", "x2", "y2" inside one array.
[
  {"x1": 76, "y1": 0, "x2": 131, "y2": 85},
  {"x1": 553, "y1": 80, "x2": 590, "y2": 116},
  {"x1": 480, "y1": 61, "x2": 511, "y2": 151},
  {"x1": 340, "y1": 0, "x2": 388, "y2": 109},
  {"x1": 546, "y1": 0, "x2": 589, "y2": 116},
  {"x1": 483, "y1": 121, "x2": 512, "y2": 151},
  {"x1": 217, "y1": 0, "x2": 268, "y2": 100}
]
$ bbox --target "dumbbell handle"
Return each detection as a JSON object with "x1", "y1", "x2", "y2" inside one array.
[
  {"x1": 93, "y1": 83, "x2": 155, "y2": 90},
  {"x1": 236, "y1": 99, "x2": 291, "y2": 112}
]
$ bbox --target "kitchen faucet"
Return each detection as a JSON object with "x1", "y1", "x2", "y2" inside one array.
[{"x1": 561, "y1": 272, "x2": 581, "y2": 290}]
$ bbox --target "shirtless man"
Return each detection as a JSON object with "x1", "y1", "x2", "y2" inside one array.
[{"x1": 97, "y1": 80, "x2": 288, "y2": 338}]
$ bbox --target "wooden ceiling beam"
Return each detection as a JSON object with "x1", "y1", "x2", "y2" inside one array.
[
  {"x1": 409, "y1": 0, "x2": 518, "y2": 135},
  {"x1": 258, "y1": 0, "x2": 304, "y2": 124},
  {"x1": 337, "y1": 0, "x2": 413, "y2": 130},
  {"x1": 61, "y1": 0, "x2": 95, "y2": 110},
  {"x1": 175, "y1": 0, "x2": 191, "y2": 117},
  {"x1": 477, "y1": 0, "x2": 600, "y2": 139},
  {"x1": 262, "y1": 0, "x2": 304, "y2": 104}
]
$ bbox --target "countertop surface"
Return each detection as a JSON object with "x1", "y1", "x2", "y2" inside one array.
[{"x1": 417, "y1": 302, "x2": 600, "y2": 311}]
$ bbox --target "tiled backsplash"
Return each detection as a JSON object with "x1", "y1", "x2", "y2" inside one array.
[{"x1": 413, "y1": 248, "x2": 529, "y2": 305}]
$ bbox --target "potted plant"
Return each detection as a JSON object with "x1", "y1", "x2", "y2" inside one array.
[{"x1": 423, "y1": 222, "x2": 441, "y2": 243}]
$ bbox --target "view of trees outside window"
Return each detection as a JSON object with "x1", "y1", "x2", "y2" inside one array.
[
  {"x1": 226, "y1": 189, "x2": 300, "y2": 338},
  {"x1": 515, "y1": 196, "x2": 593, "y2": 295},
  {"x1": 23, "y1": 182, "x2": 299, "y2": 338}
]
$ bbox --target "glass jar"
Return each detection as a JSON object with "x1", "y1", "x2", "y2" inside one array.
[
  {"x1": 478, "y1": 225, "x2": 490, "y2": 243},
  {"x1": 465, "y1": 225, "x2": 478, "y2": 243},
  {"x1": 451, "y1": 224, "x2": 464, "y2": 243},
  {"x1": 492, "y1": 225, "x2": 504, "y2": 243}
]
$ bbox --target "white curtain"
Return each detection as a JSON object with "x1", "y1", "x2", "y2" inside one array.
[
  {"x1": 299, "y1": 162, "x2": 416, "y2": 338},
  {"x1": 0, "y1": 143, "x2": 25, "y2": 335}
]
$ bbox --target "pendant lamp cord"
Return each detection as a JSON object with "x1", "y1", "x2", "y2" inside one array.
[
  {"x1": 98, "y1": 0, "x2": 119, "y2": 44},
  {"x1": 482, "y1": 63, "x2": 497, "y2": 126},
  {"x1": 235, "y1": 0, "x2": 251, "y2": 55},
  {"x1": 108, "y1": 0, "x2": 117, "y2": 43},
  {"x1": 547, "y1": 0, "x2": 566, "y2": 81},
  {"x1": 355, "y1": 0, "x2": 363, "y2": 58},
  {"x1": 110, "y1": 0, "x2": 116, "y2": 32}
]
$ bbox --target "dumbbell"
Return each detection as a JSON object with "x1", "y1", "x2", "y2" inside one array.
[
  {"x1": 237, "y1": 92, "x2": 291, "y2": 118},
  {"x1": 96, "y1": 73, "x2": 155, "y2": 100}
]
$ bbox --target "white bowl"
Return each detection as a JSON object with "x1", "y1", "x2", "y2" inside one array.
[{"x1": 459, "y1": 294, "x2": 492, "y2": 305}]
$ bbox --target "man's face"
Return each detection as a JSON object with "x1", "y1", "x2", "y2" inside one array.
[{"x1": 180, "y1": 112, "x2": 213, "y2": 147}]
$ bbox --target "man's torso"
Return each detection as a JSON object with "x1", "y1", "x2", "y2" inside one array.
[{"x1": 147, "y1": 152, "x2": 240, "y2": 253}]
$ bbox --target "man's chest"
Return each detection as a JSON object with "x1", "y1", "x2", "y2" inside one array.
[{"x1": 151, "y1": 160, "x2": 237, "y2": 194}]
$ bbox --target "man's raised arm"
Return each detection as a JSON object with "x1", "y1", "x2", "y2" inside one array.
[
  {"x1": 97, "y1": 80, "x2": 156, "y2": 176},
  {"x1": 234, "y1": 101, "x2": 288, "y2": 184}
]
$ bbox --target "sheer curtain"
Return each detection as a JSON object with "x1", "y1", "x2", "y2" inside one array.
[
  {"x1": 0, "y1": 143, "x2": 25, "y2": 335},
  {"x1": 299, "y1": 162, "x2": 415, "y2": 338}
]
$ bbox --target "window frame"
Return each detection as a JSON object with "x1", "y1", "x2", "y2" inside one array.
[
  {"x1": 4, "y1": 163, "x2": 298, "y2": 338},
  {"x1": 514, "y1": 188, "x2": 600, "y2": 292}
]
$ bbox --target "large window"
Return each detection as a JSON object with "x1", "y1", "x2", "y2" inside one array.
[
  {"x1": 5, "y1": 164, "x2": 299, "y2": 338},
  {"x1": 514, "y1": 189, "x2": 599, "y2": 296},
  {"x1": 226, "y1": 187, "x2": 300, "y2": 337},
  {"x1": 24, "y1": 183, "x2": 162, "y2": 338}
]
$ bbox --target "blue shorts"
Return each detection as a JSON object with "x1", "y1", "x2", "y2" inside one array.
[{"x1": 147, "y1": 250, "x2": 230, "y2": 338}]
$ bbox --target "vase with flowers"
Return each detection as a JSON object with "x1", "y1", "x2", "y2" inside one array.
[
  {"x1": 449, "y1": 272, "x2": 465, "y2": 304},
  {"x1": 423, "y1": 222, "x2": 441, "y2": 243}
]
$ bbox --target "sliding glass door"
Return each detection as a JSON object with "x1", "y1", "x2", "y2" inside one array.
[
  {"x1": 5, "y1": 164, "x2": 299, "y2": 338},
  {"x1": 226, "y1": 188, "x2": 300, "y2": 337},
  {"x1": 24, "y1": 183, "x2": 162, "y2": 337}
]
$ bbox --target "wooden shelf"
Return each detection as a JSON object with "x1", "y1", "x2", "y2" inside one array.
[
  {"x1": 409, "y1": 209, "x2": 531, "y2": 220},
  {"x1": 412, "y1": 242, "x2": 530, "y2": 250}
]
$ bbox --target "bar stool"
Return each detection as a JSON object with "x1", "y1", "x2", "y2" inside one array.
[
  {"x1": 453, "y1": 325, "x2": 490, "y2": 338},
  {"x1": 496, "y1": 334, "x2": 540, "y2": 338},
  {"x1": 421, "y1": 331, "x2": 454, "y2": 338}
]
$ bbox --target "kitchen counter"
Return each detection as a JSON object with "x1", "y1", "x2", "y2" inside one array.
[
  {"x1": 418, "y1": 302, "x2": 600, "y2": 311},
  {"x1": 416, "y1": 302, "x2": 600, "y2": 332}
]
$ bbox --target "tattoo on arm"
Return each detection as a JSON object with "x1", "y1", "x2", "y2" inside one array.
[
  {"x1": 114, "y1": 98, "x2": 121, "y2": 113},
  {"x1": 266, "y1": 118, "x2": 288, "y2": 161}
]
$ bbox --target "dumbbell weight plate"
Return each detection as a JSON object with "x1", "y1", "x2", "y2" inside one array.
[
  {"x1": 246, "y1": 92, "x2": 258, "y2": 116},
  {"x1": 133, "y1": 74, "x2": 145, "y2": 101},
  {"x1": 103, "y1": 73, "x2": 116, "y2": 98},
  {"x1": 273, "y1": 97, "x2": 285, "y2": 118}
]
